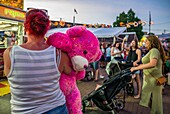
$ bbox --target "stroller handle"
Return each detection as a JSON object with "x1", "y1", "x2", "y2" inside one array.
[{"x1": 120, "y1": 67, "x2": 137, "y2": 78}]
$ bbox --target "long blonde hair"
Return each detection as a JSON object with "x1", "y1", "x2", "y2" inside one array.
[{"x1": 147, "y1": 35, "x2": 166, "y2": 63}]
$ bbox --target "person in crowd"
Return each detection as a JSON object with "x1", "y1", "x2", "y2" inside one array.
[
  {"x1": 3, "y1": 9, "x2": 71, "y2": 114},
  {"x1": 122, "y1": 38, "x2": 142, "y2": 99},
  {"x1": 92, "y1": 61, "x2": 100, "y2": 82},
  {"x1": 130, "y1": 35, "x2": 166, "y2": 114},
  {"x1": 141, "y1": 45, "x2": 148, "y2": 57},
  {"x1": 122, "y1": 48, "x2": 129, "y2": 60},
  {"x1": 111, "y1": 41, "x2": 123, "y2": 63},
  {"x1": 105, "y1": 43, "x2": 112, "y2": 64},
  {"x1": 100, "y1": 43, "x2": 106, "y2": 68}
]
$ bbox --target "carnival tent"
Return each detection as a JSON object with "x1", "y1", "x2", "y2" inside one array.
[
  {"x1": 157, "y1": 33, "x2": 170, "y2": 39},
  {"x1": 46, "y1": 27, "x2": 127, "y2": 38}
]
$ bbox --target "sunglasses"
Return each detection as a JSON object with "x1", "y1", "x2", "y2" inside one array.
[{"x1": 26, "y1": 8, "x2": 48, "y2": 17}]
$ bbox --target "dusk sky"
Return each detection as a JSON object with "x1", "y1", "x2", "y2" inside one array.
[{"x1": 24, "y1": 0, "x2": 170, "y2": 35}]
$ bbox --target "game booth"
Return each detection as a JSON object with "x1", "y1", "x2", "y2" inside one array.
[{"x1": 0, "y1": 4, "x2": 26, "y2": 78}]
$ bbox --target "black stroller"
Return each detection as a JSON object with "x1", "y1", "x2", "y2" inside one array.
[
  {"x1": 106, "y1": 61, "x2": 135, "y2": 96},
  {"x1": 82, "y1": 67, "x2": 134, "y2": 114}
]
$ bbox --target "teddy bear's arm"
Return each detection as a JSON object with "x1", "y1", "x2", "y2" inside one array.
[
  {"x1": 76, "y1": 70, "x2": 85, "y2": 80},
  {"x1": 47, "y1": 32, "x2": 72, "y2": 53}
]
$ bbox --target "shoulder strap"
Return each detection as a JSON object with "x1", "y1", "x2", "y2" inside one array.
[
  {"x1": 56, "y1": 49, "x2": 61, "y2": 67},
  {"x1": 9, "y1": 46, "x2": 16, "y2": 63},
  {"x1": 6, "y1": 46, "x2": 16, "y2": 77},
  {"x1": 143, "y1": 71, "x2": 157, "y2": 79}
]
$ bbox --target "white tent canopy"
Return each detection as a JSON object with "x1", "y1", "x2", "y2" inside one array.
[
  {"x1": 46, "y1": 27, "x2": 127, "y2": 38},
  {"x1": 117, "y1": 32, "x2": 138, "y2": 41}
]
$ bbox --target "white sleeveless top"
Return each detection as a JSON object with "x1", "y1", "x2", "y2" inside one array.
[
  {"x1": 111, "y1": 47, "x2": 121, "y2": 60},
  {"x1": 7, "y1": 45, "x2": 65, "y2": 114}
]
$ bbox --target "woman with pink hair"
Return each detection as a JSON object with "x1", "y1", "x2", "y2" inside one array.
[{"x1": 3, "y1": 9, "x2": 71, "y2": 114}]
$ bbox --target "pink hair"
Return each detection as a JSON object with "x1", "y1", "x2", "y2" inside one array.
[{"x1": 24, "y1": 9, "x2": 50, "y2": 36}]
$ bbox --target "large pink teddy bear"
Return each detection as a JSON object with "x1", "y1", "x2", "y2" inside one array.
[{"x1": 47, "y1": 26, "x2": 102, "y2": 114}]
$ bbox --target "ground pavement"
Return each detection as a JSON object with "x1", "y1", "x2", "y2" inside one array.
[
  {"x1": 0, "y1": 68, "x2": 170, "y2": 114},
  {"x1": 79, "y1": 78, "x2": 170, "y2": 114}
]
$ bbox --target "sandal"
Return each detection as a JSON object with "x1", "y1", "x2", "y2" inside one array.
[{"x1": 134, "y1": 95, "x2": 140, "y2": 99}]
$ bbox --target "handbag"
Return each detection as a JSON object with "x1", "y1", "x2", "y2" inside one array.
[
  {"x1": 156, "y1": 76, "x2": 167, "y2": 86},
  {"x1": 144, "y1": 72, "x2": 167, "y2": 86}
]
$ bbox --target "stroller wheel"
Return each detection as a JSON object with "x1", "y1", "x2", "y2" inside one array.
[
  {"x1": 115, "y1": 100, "x2": 124, "y2": 110},
  {"x1": 126, "y1": 83, "x2": 134, "y2": 96},
  {"x1": 83, "y1": 99, "x2": 91, "y2": 106}
]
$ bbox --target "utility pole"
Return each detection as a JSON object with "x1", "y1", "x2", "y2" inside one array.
[
  {"x1": 149, "y1": 11, "x2": 151, "y2": 34},
  {"x1": 73, "y1": 8, "x2": 78, "y2": 26},
  {"x1": 73, "y1": 16, "x2": 75, "y2": 26}
]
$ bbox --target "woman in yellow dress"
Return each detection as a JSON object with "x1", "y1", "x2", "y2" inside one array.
[{"x1": 130, "y1": 35, "x2": 166, "y2": 114}]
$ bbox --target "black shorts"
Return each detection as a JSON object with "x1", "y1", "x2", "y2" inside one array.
[
  {"x1": 105, "y1": 56, "x2": 111, "y2": 62},
  {"x1": 100, "y1": 55, "x2": 105, "y2": 61}
]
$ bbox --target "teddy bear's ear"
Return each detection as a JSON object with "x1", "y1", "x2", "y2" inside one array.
[
  {"x1": 47, "y1": 32, "x2": 72, "y2": 52},
  {"x1": 66, "y1": 26, "x2": 86, "y2": 38}
]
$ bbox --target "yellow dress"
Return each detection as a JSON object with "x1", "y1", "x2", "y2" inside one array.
[{"x1": 140, "y1": 48, "x2": 163, "y2": 114}]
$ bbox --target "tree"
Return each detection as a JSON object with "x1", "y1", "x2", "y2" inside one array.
[{"x1": 113, "y1": 9, "x2": 144, "y2": 40}]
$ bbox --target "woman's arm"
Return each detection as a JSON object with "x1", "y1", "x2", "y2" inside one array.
[
  {"x1": 131, "y1": 58, "x2": 157, "y2": 72},
  {"x1": 122, "y1": 38, "x2": 126, "y2": 49},
  {"x1": 122, "y1": 37, "x2": 130, "y2": 51},
  {"x1": 3, "y1": 47, "x2": 12, "y2": 76},
  {"x1": 111, "y1": 47, "x2": 115, "y2": 56},
  {"x1": 58, "y1": 51, "x2": 72, "y2": 75}
]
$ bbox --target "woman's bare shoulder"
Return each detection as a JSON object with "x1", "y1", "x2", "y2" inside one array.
[
  {"x1": 136, "y1": 48, "x2": 141, "y2": 52},
  {"x1": 111, "y1": 47, "x2": 115, "y2": 50},
  {"x1": 4, "y1": 46, "x2": 12, "y2": 55}
]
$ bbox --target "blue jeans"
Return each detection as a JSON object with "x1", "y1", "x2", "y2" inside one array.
[{"x1": 43, "y1": 104, "x2": 68, "y2": 114}]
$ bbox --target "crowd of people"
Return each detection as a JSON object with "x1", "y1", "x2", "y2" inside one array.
[
  {"x1": 3, "y1": 8, "x2": 170, "y2": 114},
  {"x1": 93, "y1": 35, "x2": 170, "y2": 114}
]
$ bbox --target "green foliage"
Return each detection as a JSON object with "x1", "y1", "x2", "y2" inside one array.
[{"x1": 113, "y1": 8, "x2": 144, "y2": 40}]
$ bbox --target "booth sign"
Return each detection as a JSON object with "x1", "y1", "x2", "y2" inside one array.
[{"x1": 0, "y1": 5, "x2": 25, "y2": 22}]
